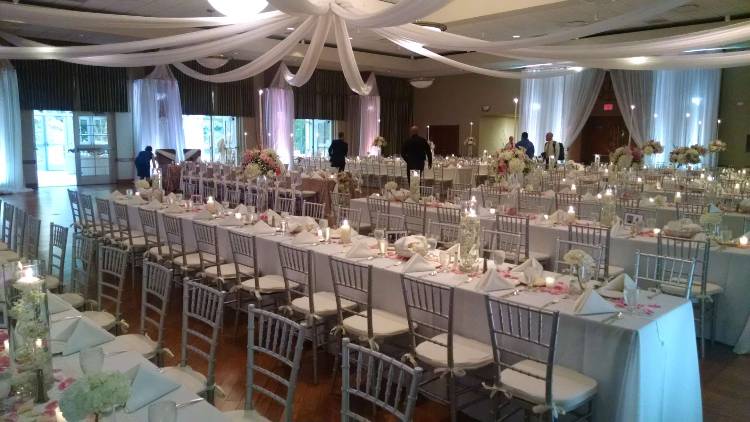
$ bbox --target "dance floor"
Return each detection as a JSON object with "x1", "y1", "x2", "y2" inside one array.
[{"x1": 4, "y1": 184, "x2": 749, "y2": 421}]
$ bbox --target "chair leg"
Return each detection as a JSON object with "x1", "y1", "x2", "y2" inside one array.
[
  {"x1": 311, "y1": 319, "x2": 319, "y2": 384},
  {"x1": 233, "y1": 290, "x2": 242, "y2": 336},
  {"x1": 710, "y1": 299, "x2": 718, "y2": 346},
  {"x1": 449, "y1": 374, "x2": 457, "y2": 422},
  {"x1": 329, "y1": 333, "x2": 342, "y2": 394},
  {"x1": 700, "y1": 299, "x2": 706, "y2": 359}
]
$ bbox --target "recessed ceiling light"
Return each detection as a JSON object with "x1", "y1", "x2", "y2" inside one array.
[
  {"x1": 512, "y1": 35, "x2": 521, "y2": 39},
  {"x1": 286, "y1": 27, "x2": 295, "y2": 31},
  {"x1": 627, "y1": 56, "x2": 649, "y2": 65}
]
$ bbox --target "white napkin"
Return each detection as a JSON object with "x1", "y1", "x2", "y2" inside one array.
[
  {"x1": 55, "y1": 318, "x2": 115, "y2": 356},
  {"x1": 393, "y1": 235, "x2": 427, "y2": 258},
  {"x1": 164, "y1": 204, "x2": 184, "y2": 214},
  {"x1": 144, "y1": 200, "x2": 162, "y2": 210},
  {"x1": 475, "y1": 266, "x2": 517, "y2": 292},
  {"x1": 542, "y1": 190, "x2": 556, "y2": 198},
  {"x1": 194, "y1": 209, "x2": 213, "y2": 220},
  {"x1": 109, "y1": 191, "x2": 124, "y2": 199},
  {"x1": 601, "y1": 273, "x2": 637, "y2": 294},
  {"x1": 167, "y1": 192, "x2": 176, "y2": 201},
  {"x1": 346, "y1": 241, "x2": 375, "y2": 258},
  {"x1": 266, "y1": 209, "x2": 282, "y2": 227},
  {"x1": 47, "y1": 293, "x2": 73, "y2": 314},
  {"x1": 582, "y1": 192, "x2": 596, "y2": 201},
  {"x1": 511, "y1": 257, "x2": 544, "y2": 285},
  {"x1": 293, "y1": 230, "x2": 320, "y2": 245},
  {"x1": 249, "y1": 220, "x2": 276, "y2": 235},
  {"x1": 218, "y1": 216, "x2": 243, "y2": 226},
  {"x1": 234, "y1": 204, "x2": 248, "y2": 215},
  {"x1": 124, "y1": 365, "x2": 180, "y2": 413},
  {"x1": 288, "y1": 216, "x2": 318, "y2": 234},
  {"x1": 574, "y1": 288, "x2": 618, "y2": 315},
  {"x1": 402, "y1": 254, "x2": 435, "y2": 273},
  {"x1": 549, "y1": 210, "x2": 565, "y2": 224}
]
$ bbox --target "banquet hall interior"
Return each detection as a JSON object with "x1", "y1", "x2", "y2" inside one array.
[{"x1": 1, "y1": 0, "x2": 750, "y2": 421}]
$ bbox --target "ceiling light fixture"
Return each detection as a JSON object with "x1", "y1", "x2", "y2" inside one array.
[
  {"x1": 409, "y1": 77, "x2": 435, "y2": 89},
  {"x1": 512, "y1": 35, "x2": 521, "y2": 39},
  {"x1": 414, "y1": 21, "x2": 447, "y2": 32},
  {"x1": 196, "y1": 56, "x2": 229, "y2": 69},
  {"x1": 627, "y1": 56, "x2": 649, "y2": 65},
  {"x1": 208, "y1": 0, "x2": 268, "y2": 17}
]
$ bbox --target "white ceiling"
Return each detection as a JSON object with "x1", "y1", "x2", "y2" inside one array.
[{"x1": 2, "y1": 0, "x2": 750, "y2": 77}]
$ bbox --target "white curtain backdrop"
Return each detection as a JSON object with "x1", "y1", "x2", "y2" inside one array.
[
  {"x1": 651, "y1": 69, "x2": 721, "y2": 155},
  {"x1": 611, "y1": 70, "x2": 655, "y2": 146},
  {"x1": 0, "y1": 60, "x2": 25, "y2": 193},
  {"x1": 262, "y1": 66, "x2": 295, "y2": 165},
  {"x1": 561, "y1": 69, "x2": 605, "y2": 145},
  {"x1": 520, "y1": 74, "x2": 564, "y2": 152},
  {"x1": 347, "y1": 73, "x2": 381, "y2": 156},
  {"x1": 131, "y1": 66, "x2": 186, "y2": 162}
]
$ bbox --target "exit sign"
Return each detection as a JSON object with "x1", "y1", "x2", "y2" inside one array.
[{"x1": 603, "y1": 103, "x2": 614, "y2": 111}]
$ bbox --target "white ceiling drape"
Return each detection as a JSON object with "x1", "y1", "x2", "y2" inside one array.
[
  {"x1": 611, "y1": 70, "x2": 655, "y2": 146},
  {"x1": 330, "y1": 0, "x2": 452, "y2": 28},
  {"x1": 131, "y1": 66, "x2": 186, "y2": 162},
  {"x1": 0, "y1": 60, "x2": 26, "y2": 193},
  {"x1": 347, "y1": 73, "x2": 381, "y2": 156},
  {"x1": 561, "y1": 69, "x2": 606, "y2": 147}
]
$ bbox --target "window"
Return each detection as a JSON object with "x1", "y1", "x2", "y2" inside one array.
[
  {"x1": 293, "y1": 119, "x2": 333, "y2": 157},
  {"x1": 182, "y1": 115, "x2": 237, "y2": 162}
]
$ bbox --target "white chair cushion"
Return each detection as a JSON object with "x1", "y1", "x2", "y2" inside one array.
[
  {"x1": 204, "y1": 263, "x2": 253, "y2": 279},
  {"x1": 0, "y1": 250, "x2": 20, "y2": 262},
  {"x1": 500, "y1": 359, "x2": 597, "y2": 412},
  {"x1": 45, "y1": 275, "x2": 61, "y2": 290},
  {"x1": 172, "y1": 252, "x2": 204, "y2": 268},
  {"x1": 343, "y1": 309, "x2": 410, "y2": 339},
  {"x1": 240, "y1": 275, "x2": 294, "y2": 293},
  {"x1": 81, "y1": 310, "x2": 116, "y2": 331},
  {"x1": 415, "y1": 333, "x2": 493, "y2": 370},
  {"x1": 161, "y1": 366, "x2": 207, "y2": 394},
  {"x1": 108, "y1": 334, "x2": 157, "y2": 358},
  {"x1": 223, "y1": 410, "x2": 271, "y2": 422},
  {"x1": 291, "y1": 291, "x2": 356, "y2": 317},
  {"x1": 661, "y1": 281, "x2": 723, "y2": 298},
  {"x1": 148, "y1": 245, "x2": 171, "y2": 258},
  {"x1": 59, "y1": 292, "x2": 85, "y2": 309}
]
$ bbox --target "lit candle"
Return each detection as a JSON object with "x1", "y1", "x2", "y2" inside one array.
[
  {"x1": 206, "y1": 196, "x2": 217, "y2": 214},
  {"x1": 545, "y1": 276, "x2": 555, "y2": 288},
  {"x1": 234, "y1": 212, "x2": 242, "y2": 221},
  {"x1": 735, "y1": 183, "x2": 741, "y2": 191},
  {"x1": 135, "y1": 191, "x2": 141, "y2": 197},
  {"x1": 596, "y1": 193, "x2": 602, "y2": 200},
  {"x1": 565, "y1": 206, "x2": 576, "y2": 224},
  {"x1": 605, "y1": 188, "x2": 613, "y2": 197},
  {"x1": 740, "y1": 236, "x2": 748, "y2": 246},
  {"x1": 15, "y1": 266, "x2": 42, "y2": 289},
  {"x1": 604, "y1": 168, "x2": 609, "y2": 175},
  {"x1": 562, "y1": 178, "x2": 566, "y2": 183},
  {"x1": 571, "y1": 184, "x2": 577, "y2": 193},
  {"x1": 648, "y1": 197, "x2": 655, "y2": 205},
  {"x1": 675, "y1": 191, "x2": 682, "y2": 203},
  {"x1": 637, "y1": 177, "x2": 643, "y2": 183},
  {"x1": 543, "y1": 214, "x2": 549, "y2": 222},
  {"x1": 489, "y1": 208, "x2": 496, "y2": 215},
  {"x1": 3, "y1": 339, "x2": 8, "y2": 352},
  {"x1": 700, "y1": 173, "x2": 705, "y2": 179},
  {"x1": 35, "y1": 338, "x2": 43, "y2": 350},
  {"x1": 340, "y1": 219, "x2": 352, "y2": 244},
  {"x1": 653, "y1": 228, "x2": 661, "y2": 236}
]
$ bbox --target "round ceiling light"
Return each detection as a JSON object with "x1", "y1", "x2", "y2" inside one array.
[
  {"x1": 196, "y1": 56, "x2": 230, "y2": 69},
  {"x1": 414, "y1": 21, "x2": 447, "y2": 32},
  {"x1": 410, "y1": 77, "x2": 435, "y2": 89},
  {"x1": 208, "y1": 0, "x2": 268, "y2": 17}
]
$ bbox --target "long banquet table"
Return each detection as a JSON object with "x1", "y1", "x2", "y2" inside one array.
[
  {"x1": 351, "y1": 197, "x2": 750, "y2": 349},
  {"x1": 117, "y1": 198, "x2": 703, "y2": 422}
]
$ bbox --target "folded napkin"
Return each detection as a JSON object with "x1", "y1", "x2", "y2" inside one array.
[
  {"x1": 394, "y1": 235, "x2": 427, "y2": 258},
  {"x1": 475, "y1": 265, "x2": 518, "y2": 292},
  {"x1": 234, "y1": 204, "x2": 248, "y2": 215},
  {"x1": 249, "y1": 220, "x2": 276, "y2": 235},
  {"x1": 402, "y1": 254, "x2": 435, "y2": 273},
  {"x1": 542, "y1": 190, "x2": 556, "y2": 198},
  {"x1": 167, "y1": 192, "x2": 176, "y2": 201},
  {"x1": 124, "y1": 365, "x2": 180, "y2": 413},
  {"x1": 54, "y1": 318, "x2": 115, "y2": 356},
  {"x1": 266, "y1": 209, "x2": 282, "y2": 227},
  {"x1": 511, "y1": 257, "x2": 544, "y2": 286},
  {"x1": 549, "y1": 210, "x2": 566, "y2": 224},
  {"x1": 574, "y1": 288, "x2": 618, "y2": 315},
  {"x1": 143, "y1": 200, "x2": 163, "y2": 210},
  {"x1": 47, "y1": 293, "x2": 73, "y2": 314},
  {"x1": 164, "y1": 204, "x2": 184, "y2": 214},
  {"x1": 293, "y1": 230, "x2": 320, "y2": 245},
  {"x1": 582, "y1": 192, "x2": 596, "y2": 201},
  {"x1": 346, "y1": 241, "x2": 375, "y2": 258},
  {"x1": 194, "y1": 209, "x2": 213, "y2": 220},
  {"x1": 288, "y1": 216, "x2": 318, "y2": 234},
  {"x1": 600, "y1": 273, "x2": 637, "y2": 296},
  {"x1": 218, "y1": 216, "x2": 243, "y2": 226},
  {"x1": 110, "y1": 191, "x2": 124, "y2": 199}
]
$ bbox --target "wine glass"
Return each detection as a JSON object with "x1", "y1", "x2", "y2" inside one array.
[
  {"x1": 426, "y1": 237, "x2": 438, "y2": 253},
  {"x1": 491, "y1": 250, "x2": 506, "y2": 269},
  {"x1": 148, "y1": 401, "x2": 177, "y2": 422},
  {"x1": 79, "y1": 347, "x2": 104, "y2": 375},
  {"x1": 624, "y1": 287, "x2": 639, "y2": 314}
]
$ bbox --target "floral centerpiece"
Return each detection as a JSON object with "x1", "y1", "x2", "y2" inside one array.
[
  {"x1": 642, "y1": 140, "x2": 664, "y2": 156},
  {"x1": 373, "y1": 136, "x2": 387, "y2": 148},
  {"x1": 242, "y1": 148, "x2": 282, "y2": 180},
  {"x1": 669, "y1": 147, "x2": 702, "y2": 166},
  {"x1": 134, "y1": 179, "x2": 150, "y2": 190},
  {"x1": 563, "y1": 249, "x2": 595, "y2": 291},
  {"x1": 491, "y1": 147, "x2": 532, "y2": 182},
  {"x1": 609, "y1": 145, "x2": 643, "y2": 170},
  {"x1": 334, "y1": 171, "x2": 361, "y2": 201},
  {"x1": 60, "y1": 372, "x2": 131, "y2": 421},
  {"x1": 690, "y1": 144, "x2": 708, "y2": 156},
  {"x1": 708, "y1": 139, "x2": 727, "y2": 153}
]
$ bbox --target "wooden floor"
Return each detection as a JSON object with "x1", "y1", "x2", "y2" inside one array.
[{"x1": 4, "y1": 185, "x2": 750, "y2": 421}]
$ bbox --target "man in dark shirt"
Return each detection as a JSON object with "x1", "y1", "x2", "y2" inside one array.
[
  {"x1": 134, "y1": 146, "x2": 154, "y2": 179},
  {"x1": 401, "y1": 125, "x2": 432, "y2": 182},
  {"x1": 328, "y1": 132, "x2": 348, "y2": 172},
  {"x1": 516, "y1": 132, "x2": 535, "y2": 159}
]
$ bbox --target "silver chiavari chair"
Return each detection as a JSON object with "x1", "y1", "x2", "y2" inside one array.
[
  {"x1": 676, "y1": 202, "x2": 706, "y2": 223},
  {"x1": 224, "y1": 187, "x2": 242, "y2": 208},
  {"x1": 82, "y1": 244, "x2": 129, "y2": 333},
  {"x1": 555, "y1": 192, "x2": 582, "y2": 215},
  {"x1": 517, "y1": 191, "x2": 548, "y2": 215},
  {"x1": 138, "y1": 208, "x2": 168, "y2": 262},
  {"x1": 634, "y1": 251, "x2": 696, "y2": 299},
  {"x1": 67, "y1": 189, "x2": 83, "y2": 232},
  {"x1": 480, "y1": 228, "x2": 523, "y2": 265},
  {"x1": 162, "y1": 281, "x2": 225, "y2": 404},
  {"x1": 44, "y1": 223, "x2": 68, "y2": 292},
  {"x1": 112, "y1": 202, "x2": 147, "y2": 286},
  {"x1": 0, "y1": 202, "x2": 14, "y2": 250},
  {"x1": 10, "y1": 207, "x2": 25, "y2": 255},
  {"x1": 341, "y1": 338, "x2": 423, "y2": 422},
  {"x1": 95, "y1": 198, "x2": 118, "y2": 241},
  {"x1": 436, "y1": 205, "x2": 461, "y2": 225},
  {"x1": 568, "y1": 224, "x2": 622, "y2": 280},
  {"x1": 78, "y1": 193, "x2": 99, "y2": 235},
  {"x1": 426, "y1": 220, "x2": 460, "y2": 248},
  {"x1": 15, "y1": 215, "x2": 40, "y2": 261},
  {"x1": 336, "y1": 207, "x2": 365, "y2": 233},
  {"x1": 108, "y1": 261, "x2": 174, "y2": 366},
  {"x1": 484, "y1": 297, "x2": 597, "y2": 421},
  {"x1": 302, "y1": 201, "x2": 325, "y2": 220},
  {"x1": 162, "y1": 214, "x2": 199, "y2": 280},
  {"x1": 275, "y1": 196, "x2": 296, "y2": 216},
  {"x1": 495, "y1": 214, "x2": 551, "y2": 264},
  {"x1": 192, "y1": 221, "x2": 238, "y2": 286},
  {"x1": 480, "y1": 184, "x2": 504, "y2": 208},
  {"x1": 682, "y1": 191, "x2": 706, "y2": 206},
  {"x1": 366, "y1": 196, "x2": 390, "y2": 227},
  {"x1": 656, "y1": 234, "x2": 720, "y2": 358},
  {"x1": 402, "y1": 201, "x2": 427, "y2": 235},
  {"x1": 447, "y1": 187, "x2": 471, "y2": 204},
  {"x1": 223, "y1": 305, "x2": 306, "y2": 422},
  {"x1": 59, "y1": 233, "x2": 96, "y2": 309},
  {"x1": 432, "y1": 165, "x2": 454, "y2": 200},
  {"x1": 373, "y1": 212, "x2": 406, "y2": 233},
  {"x1": 203, "y1": 183, "x2": 217, "y2": 202},
  {"x1": 553, "y1": 238, "x2": 605, "y2": 282},
  {"x1": 419, "y1": 185, "x2": 434, "y2": 198},
  {"x1": 400, "y1": 275, "x2": 492, "y2": 422}
]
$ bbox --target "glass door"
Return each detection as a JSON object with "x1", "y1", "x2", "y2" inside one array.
[
  {"x1": 73, "y1": 113, "x2": 114, "y2": 185},
  {"x1": 34, "y1": 110, "x2": 76, "y2": 187}
]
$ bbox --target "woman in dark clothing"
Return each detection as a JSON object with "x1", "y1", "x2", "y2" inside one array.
[{"x1": 134, "y1": 146, "x2": 154, "y2": 179}]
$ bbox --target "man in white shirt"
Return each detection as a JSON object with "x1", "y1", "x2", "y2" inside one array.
[{"x1": 540, "y1": 132, "x2": 564, "y2": 168}]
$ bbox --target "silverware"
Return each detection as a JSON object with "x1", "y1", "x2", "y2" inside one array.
[
  {"x1": 601, "y1": 312, "x2": 624, "y2": 324},
  {"x1": 51, "y1": 315, "x2": 82, "y2": 323},
  {"x1": 540, "y1": 297, "x2": 563, "y2": 309},
  {"x1": 498, "y1": 288, "x2": 521, "y2": 298},
  {"x1": 176, "y1": 398, "x2": 205, "y2": 409}
]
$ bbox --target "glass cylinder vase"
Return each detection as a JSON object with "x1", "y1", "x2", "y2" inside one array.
[
  {"x1": 458, "y1": 207, "x2": 481, "y2": 273},
  {"x1": 2, "y1": 262, "x2": 54, "y2": 401}
]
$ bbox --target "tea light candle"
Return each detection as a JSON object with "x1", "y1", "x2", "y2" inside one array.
[
  {"x1": 740, "y1": 236, "x2": 748, "y2": 246},
  {"x1": 206, "y1": 196, "x2": 217, "y2": 213},
  {"x1": 648, "y1": 197, "x2": 655, "y2": 204},
  {"x1": 543, "y1": 214, "x2": 549, "y2": 222},
  {"x1": 571, "y1": 184, "x2": 577, "y2": 193},
  {"x1": 35, "y1": 338, "x2": 43, "y2": 349},
  {"x1": 340, "y1": 220, "x2": 352, "y2": 244},
  {"x1": 604, "y1": 168, "x2": 609, "y2": 174},
  {"x1": 489, "y1": 208, "x2": 496, "y2": 215},
  {"x1": 653, "y1": 228, "x2": 661, "y2": 236},
  {"x1": 637, "y1": 177, "x2": 643, "y2": 183},
  {"x1": 545, "y1": 276, "x2": 555, "y2": 288},
  {"x1": 700, "y1": 173, "x2": 705, "y2": 179},
  {"x1": 234, "y1": 212, "x2": 242, "y2": 221},
  {"x1": 675, "y1": 191, "x2": 682, "y2": 203},
  {"x1": 596, "y1": 193, "x2": 602, "y2": 200},
  {"x1": 135, "y1": 191, "x2": 141, "y2": 197},
  {"x1": 734, "y1": 183, "x2": 741, "y2": 192},
  {"x1": 605, "y1": 188, "x2": 613, "y2": 197},
  {"x1": 565, "y1": 206, "x2": 576, "y2": 224}
]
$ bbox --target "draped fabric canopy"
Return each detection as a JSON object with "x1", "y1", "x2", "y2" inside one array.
[
  {"x1": 0, "y1": 60, "x2": 26, "y2": 193},
  {"x1": 347, "y1": 73, "x2": 380, "y2": 156},
  {"x1": 262, "y1": 64, "x2": 295, "y2": 165},
  {"x1": 611, "y1": 70, "x2": 655, "y2": 146},
  {"x1": 131, "y1": 66, "x2": 186, "y2": 162}
]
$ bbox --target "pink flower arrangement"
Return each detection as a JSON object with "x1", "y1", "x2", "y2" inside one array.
[{"x1": 241, "y1": 148, "x2": 282, "y2": 178}]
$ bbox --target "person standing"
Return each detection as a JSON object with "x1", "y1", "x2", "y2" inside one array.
[
  {"x1": 503, "y1": 135, "x2": 516, "y2": 151},
  {"x1": 401, "y1": 126, "x2": 433, "y2": 183},
  {"x1": 540, "y1": 132, "x2": 564, "y2": 168},
  {"x1": 134, "y1": 146, "x2": 154, "y2": 180},
  {"x1": 328, "y1": 132, "x2": 348, "y2": 172},
  {"x1": 516, "y1": 132, "x2": 535, "y2": 158}
]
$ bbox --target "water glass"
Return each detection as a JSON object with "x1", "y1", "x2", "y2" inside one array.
[
  {"x1": 79, "y1": 347, "x2": 104, "y2": 375},
  {"x1": 624, "y1": 288, "x2": 639, "y2": 313},
  {"x1": 646, "y1": 218, "x2": 657, "y2": 230},
  {"x1": 125, "y1": 189, "x2": 134, "y2": 197},
  {"x1": 492, "y1": 250, "x2": 505, "y2": 268},
  {"x1": 373, "y1": 229, "x2": 385, "y2": 242},
  {"x1": 148, "y1": 401, "x2": 177, "y2": 422},
  {"x1": 720, "y1": 229, "x2": 733, "y2": 242},
  {"x1": 426, "y1": 237, "x2": 438, "y2": 252},
  {"x1": 438, "y1": 251, "x2": 450, "y2": 272}
]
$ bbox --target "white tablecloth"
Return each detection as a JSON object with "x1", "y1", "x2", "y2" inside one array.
[{"x1": 124, "y1": 201, "x2": 703, "y2": 422}]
